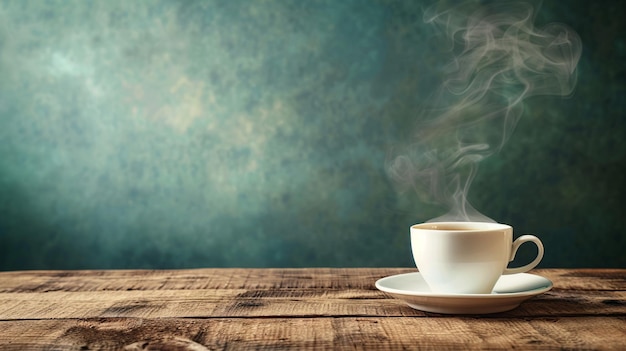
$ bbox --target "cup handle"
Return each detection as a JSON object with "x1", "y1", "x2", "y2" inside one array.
[{"x1": 503, "y1": 235, "x2": 544, "y2": 275}]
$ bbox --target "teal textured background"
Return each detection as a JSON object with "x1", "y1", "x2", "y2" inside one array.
[{"x1": 1, "y1": 0, "x2": 624, "y2": 269}]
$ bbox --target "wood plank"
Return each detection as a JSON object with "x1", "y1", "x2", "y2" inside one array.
[
  {"x1": 1, "y1": 269, "x2": 625, "y2": 320},
  {"x1": 1, "y1": 317, "x2": 625, "y2": 350},
  {"x1": 545, "y1": 269, "x2": 626, "y2": 291},
  {"x1": 1, "y1": 268, "x2": 624, "y2": 293},
  {"x1": 0, "y1": 287, "x2": 624, "y2": 320},
  {"x1": 0, "y1": 268, "x2": 406, "y2": 292}
]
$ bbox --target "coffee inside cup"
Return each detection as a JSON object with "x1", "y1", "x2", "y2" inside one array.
[{"x1": 420, "y1": 223, "x2": 494, "y2": 231}]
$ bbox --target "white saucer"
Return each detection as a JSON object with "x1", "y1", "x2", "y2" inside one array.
[{"x1": 375, "y1": 272, "x2": 552, "y2": 314}]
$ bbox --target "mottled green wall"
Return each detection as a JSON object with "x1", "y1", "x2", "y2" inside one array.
[{"x1": 1, "y1": 0, "x2": 624, "y2": 269}]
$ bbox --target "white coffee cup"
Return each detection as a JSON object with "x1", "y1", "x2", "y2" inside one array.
[{"x1": 410, "y1": 222, "x2": 544, "y2": 294}]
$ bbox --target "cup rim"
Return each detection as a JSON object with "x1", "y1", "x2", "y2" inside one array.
[{"x1": 411, "y1": 221, "x2": 511, "y2": 232}]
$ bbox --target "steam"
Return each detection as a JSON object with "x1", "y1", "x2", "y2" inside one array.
[{"x1": 387, "y1": 1, "x2": 582, "y2": 222}]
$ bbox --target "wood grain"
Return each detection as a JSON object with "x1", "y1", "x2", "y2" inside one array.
[
  {"x1": 1, "y1": 317, "x2": 626, "y2": 350},
  {"x1": 0, "y1": 286, "x2": 625, "y2": 320},
  {"x1": 1, "y1": 268, "x2": 624, "y2": 292},
  {"x1": 0, "y1": 268, "x2": 625, "y2": 350}
]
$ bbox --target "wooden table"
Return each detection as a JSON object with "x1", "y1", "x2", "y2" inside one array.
[{"x1": 0, "y1": 268, "x2": 624, "y2": 350}]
